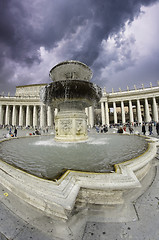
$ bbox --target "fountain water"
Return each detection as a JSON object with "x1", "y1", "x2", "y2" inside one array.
[{"x1": 40, "y1": 60, "x2": 102, "y2": 141}]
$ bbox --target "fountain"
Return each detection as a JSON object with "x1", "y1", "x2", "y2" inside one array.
[
  {"x1": 0, "y1": 61, "x2": 158, "y2": 239},
  {"x1": 41, "y1": 60, "x2": 102, "y2": 142}
]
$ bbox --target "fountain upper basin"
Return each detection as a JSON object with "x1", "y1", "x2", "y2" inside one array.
[{"x1": 41, "y1": 80, "x2": 102, "y2": 107}]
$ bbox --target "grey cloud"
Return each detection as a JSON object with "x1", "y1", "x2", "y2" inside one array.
[
  {"x1": 0, "y1": 0, "x2": 159, "y2": 93},
  {"x1": 105, "y1": 47, "x2": 159, "y2": 92}
]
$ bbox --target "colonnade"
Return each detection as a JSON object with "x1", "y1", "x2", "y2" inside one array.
[
  {"x1": 0, "y1": 104, "x2": 55, "y2": 128},
  {"x1": 101, "y1": 96, "x2": 158, "y2": 126},
  {"x1": 0, "y1": 98, "x2": 158, "y2": 128}
]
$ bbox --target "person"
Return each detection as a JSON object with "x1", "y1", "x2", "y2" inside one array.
[
  {"x1": 9, "y1": 127, "x2": 12, "y2": 135},
  {"x1": 148, "y1": 123, "x2": 153, "y2": 135},
  {"x1": 142, "y1": 123, "x2": 146, "y2": 135},
  {"x1": 156, "y1": 122, "x2": 159, "y2": 135},
  {"x1": 103, "y1": 125, "x2": 108, "y2": 133},
  {"x1": 35, "y1": 129, "x2": 41, "y2": 135},
  {"x1": 95, "y1": 125, "x2": 99, "y2": 133},
  {"x1": 129, "y1": 126, "x2": 133, "y2": 134},
  {"x1": 123, "y1": 125, "x2": 126, "y2": 132},
  {"x1": 118, "y1": 126, "x2": 123, "y2": 133},
  {"x1": 14, "y1": 127, "x2": 17, "y2": 137},
  {"x1": 100, "y1": 126, "x2": 104, "y2": 133}
]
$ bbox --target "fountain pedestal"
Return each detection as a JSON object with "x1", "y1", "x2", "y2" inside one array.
[{"x1": 55, "y1": 110, "x2": 88, "y2": 142}]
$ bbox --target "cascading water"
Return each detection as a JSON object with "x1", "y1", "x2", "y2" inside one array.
[{"x1": 40, "y1": 60, "x2": 102, "y2": 142}]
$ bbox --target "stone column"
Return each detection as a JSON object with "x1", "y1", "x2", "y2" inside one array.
[
  {"x1": 54, "y1": 108, "x2": 58, "y2": 117},
  {"x1": 105, "y1": 101, "x2": 109, "y2": 126},
  {"x1": 121, "y1": 101, "x2": 125, "y2": 124},
  {"x1": 5, "y1": 105, "x2": 10, "y2": 125},
  {"x1": 19, "y1": 105, "x2": 23, "y2": 127},
  {"x1": 89, "y1": 106, "x2": 94, "y2": 128},
  {"x1": 0, "y1": 105, "x2": 3, "y2": 125},
  {"x1": 137, "y1": 99, "x2": 142, "y2": 124},
  {"x1": 26, "y1": 105, "x2": 31, "y2": 127},
  {"x1": 40, "y1": 105, "x2": 45, "y2": 128},
  {"x1": 153, "y1": 97, "x2": 158, "y2": 122},
  {"x1": 33, "y1": 105, "x2": 38, "y2": 128},
  {"x1": 47, "y1": 105, "x2": 53, "y2": 127},
  {"x1": 113, "y1": 102, "x2": 117, "y2": 124},
  {"x1": 129, "y1": 100, "x2": 134, "y2": 124},
  {"x1": 145, "y1": 98, "x2": 151, "y2": 122},
  {"x1": 12, "y1": 105, "x2": 17, "y2": 126},
  {"x1": 85, "y1": 107, "x2": 89, "y2": 126},
  {"x1": 101, "y1": 101, "x2": 106, "y2": 125}
]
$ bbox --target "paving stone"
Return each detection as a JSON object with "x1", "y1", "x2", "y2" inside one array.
[{"x1": 82, "y1": 166, "x2": 159, "y2": 240}]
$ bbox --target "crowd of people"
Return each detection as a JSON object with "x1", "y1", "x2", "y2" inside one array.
[
  {"x1": 94, "y1": 121, "x2": 159, "y2": 136},
  {"x1": 1, "y1": 122, "x2": 159, "y2": 139},
  {"x1": 141, "y1": 122, "x2": 159, "y2": 136},
  {"x1": 95, "y1": 124, "x2": 108, "y2": 133},
  {"x1": 1, "y1": 125, "x2": 50, "y2": 138}
]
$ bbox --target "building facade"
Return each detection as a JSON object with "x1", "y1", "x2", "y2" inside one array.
[{"x1": 0, "y1": 83, "x2": 159, "y2": 128}]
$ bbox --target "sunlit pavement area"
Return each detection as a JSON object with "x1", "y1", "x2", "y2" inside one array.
[{"x1": 0, "y1": 126, "x2": 159, "y2": 240}]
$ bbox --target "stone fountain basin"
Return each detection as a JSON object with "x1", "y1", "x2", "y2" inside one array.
[
  {"x1": 49, "y1": 60, "x2": 93, "y2": 82},
  {"x1": 0, "y1": 134, "x2": 149, "y2": 179},
  {"x1": 0, "y1": 135, "x2": 158, "y2": 220}
]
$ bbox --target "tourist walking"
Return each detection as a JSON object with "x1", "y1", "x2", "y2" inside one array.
[
  {"x1": 95, "y1": 125, "x2": 99, "y2": 133},
  {"x1": 142, "y1": 124, "x2": 146, "y2": 135},
  {"x1": 14, "y1": 127, "x2": 17, "y2": 137},
  {"x1": 156, "y1": 122, "x2": 159, "y2": 135},
  {"x1": 148, "y1": 123, "x2": 153, "y2": 135},
  {"x1": 129, "y1": 126, "x2": 133, "y2": 134}
]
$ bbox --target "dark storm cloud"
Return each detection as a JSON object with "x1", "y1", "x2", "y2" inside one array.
[
  {"x1": 0, "y1": 0, "x2": 159, "y2": 93},
  {"x1": 71, "y1": 0, "x2": 158, "y2": 64}
]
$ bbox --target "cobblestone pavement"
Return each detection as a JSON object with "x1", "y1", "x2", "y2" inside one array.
[{"x1": 82, "y1": 164, "x2": 159, "y2": 240}]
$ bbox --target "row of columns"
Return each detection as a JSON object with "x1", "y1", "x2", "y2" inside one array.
[
  {"x1": 0, "y1": 104, "x2": 55, "y2": 128},
  {"x1": 101, "y1": 97, "x2": 158, "y2": 125},
  {"x1": 0, "y1": 97, "x2": 158, "y2": 128}
]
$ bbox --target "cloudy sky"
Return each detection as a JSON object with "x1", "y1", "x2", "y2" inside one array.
[{"x1": 0, "y1": 0, "x2": 159, "y2": 95}]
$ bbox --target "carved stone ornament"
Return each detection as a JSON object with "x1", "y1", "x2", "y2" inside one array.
[
  {"x1": 76, "y1": 120, "x2": 83, "y2": 135},
  {"x1": 60, "y1": 119, "x2": 72, "y2": 135}
]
